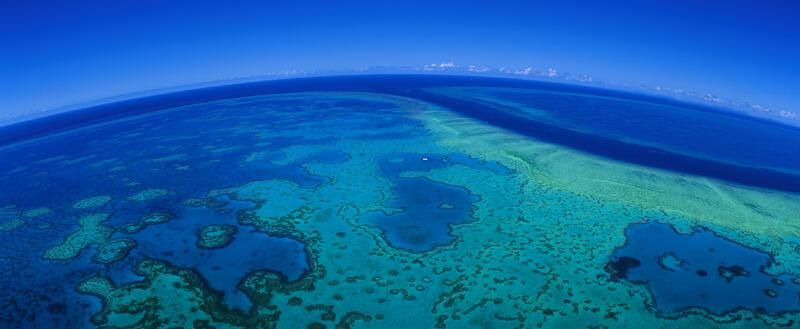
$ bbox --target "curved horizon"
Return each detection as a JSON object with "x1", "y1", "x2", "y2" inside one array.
[
  {"x1": 3, "y1": 74, "x2": 798, "y2": 193},
  {"x1": 3, "y1": 2, "x2": 798, "y2": 125},
  {"x1": 4, "y1": 71, "x2": 799, "y2": 130}
]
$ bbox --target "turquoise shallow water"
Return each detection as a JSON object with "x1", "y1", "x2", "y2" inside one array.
[{"x1": 0, "y1": 76, "x2": 799, "y2": 328}]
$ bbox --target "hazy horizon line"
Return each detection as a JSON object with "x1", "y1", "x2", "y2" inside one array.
[{"x1": 2, "y1": 65, "x2": 797, "y2": 128}]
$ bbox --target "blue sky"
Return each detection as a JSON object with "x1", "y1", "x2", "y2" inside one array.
[{"x1": 1, "y1": 1, "x2": 798, "y2": 121}]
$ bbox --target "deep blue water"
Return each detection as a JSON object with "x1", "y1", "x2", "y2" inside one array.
[
  {"x1": 365, "y1": 177, "x2": 478, "y2": 252},
  {"x1": 364, "y1": 153, "x2": 508, "y2": 252},
  {"x1": 0, "y1": 93, "x2": 417, "y2": 327},
  {"x1": 107, "y1": 199, "x2": 309, "y2": 311},
  {"x1": 0, "y1": 217, "x2": 103, "y2": 327},
  {"x1": 484, "y1": 90, "x2": 800, "y2": 175},
  {"x1": 609, "y1": 222, "x2": 800, "y2": 315},
  {"x1": 2, "y1": 75, "x2": 798, "y2": 192}
]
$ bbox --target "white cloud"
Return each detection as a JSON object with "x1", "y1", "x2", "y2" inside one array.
[
  {"x1": 423, "y1": 62, "x2": 457, "y2": 71},
  {"x1": 513, "y1": 67, "x2": 534, "y2": 75},
  {"x1": 467, "y1": 65, "x2": 491, "y2": 73},
  {"x1": 778, "y1": 110, "x2": 798, "y2": 119}
]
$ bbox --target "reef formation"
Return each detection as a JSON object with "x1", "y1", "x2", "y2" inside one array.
[{"x1": 1, "y1": 76, "x2": 799, "y2": 328}]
